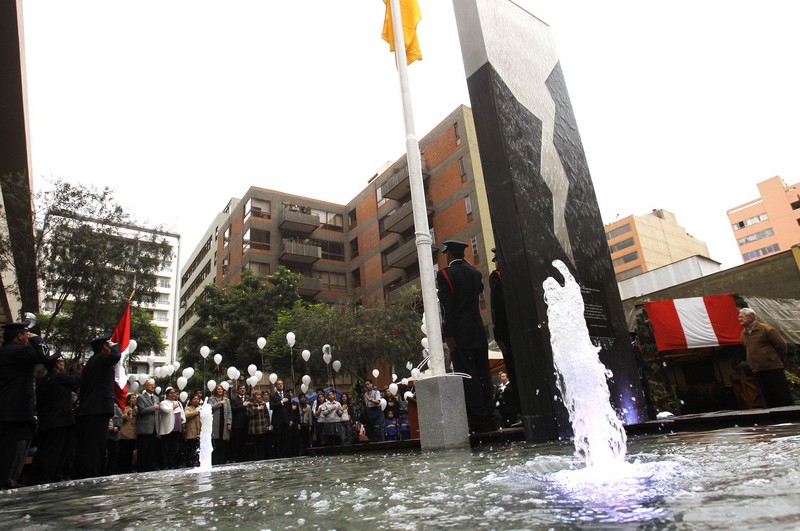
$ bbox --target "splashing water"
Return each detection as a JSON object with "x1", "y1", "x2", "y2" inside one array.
[
  {"x1": 198, "y1": 399, "x2": 213, "y2": 471},
  {"x1": 543, "y1": 259, "x2": 627, "y2": 467}
]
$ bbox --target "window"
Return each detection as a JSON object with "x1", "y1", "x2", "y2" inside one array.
[
  {"x1": 243, "y1": 197, "x2": 271, "y2": 222},
  {"x1": 244, "y1": 261, "x2": 270, "y2": 276},
  {"x1": 616, "y1": 265, "x2": 643, "y2": 281},
  {"x1": 352, "y1": 267, "x2": 361, "y2": 289},
  {"x1": 609, "y1": 237, "x2": 635, "y2": 254},
  {"x1": 350, "y1": 238, "x2": 359, "y2": 258},
  {"x1": 743, "y1": 243, "x2": 780, "y2": 261},
  {"x1": 732, "y1": 213, "x2": 768, "y2": 230},
  {"x1": 157, "y1": 295, "x2": 170, "y2": 305},
  {"x1": 154, "y1": 311, "x2": 168, "y2": 322},
  {"x1": 242, "y1": 228, "x2": 270, "y2": 253},
  {"x1": 376, "y1": 185, "x2": 388, "y2": 208},
  {"x1": 158, "y1": 279, "x2": 171, "y2": 289},
  {"x1": 606, "y1": 223, "x2": 631, "y2": 240},
  {"x1": 314, "y1": 270, "x2": 347, "y2": 292},
  {"x1": 348, "y1": 209, "x2": 358, "y2": 228},
  {"x1": 465, "y1": 196, "x2": 473, "y2": 222},
  {"x1": 318, "y1": 240, "x2": 345, "y2": 261},
  {"x1": 470, "y1": 235, "x2": 480, "y2": 264},
  {"x1": 458, "y1": 157, "x2": 467, "y2": 182},
  {"x1": 453, "y1": 122, "x2": 461, "y2": 145},
  {"x1": 737, "y1": 228, "x2": 774, "y2": 246},
  {"x1": 221, "y1": 256, "x2": 230, "y2": 275},
  {"x1": 223, "y1": 227, "x2": 230, "y2": 248},
  {"x1": 612, "y1": 251, "x2": 638, "y2": 268}
]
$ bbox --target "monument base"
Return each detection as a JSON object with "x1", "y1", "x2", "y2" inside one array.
[{"x1": 415, "y1": 375, "x2": 470, "y2": 450}]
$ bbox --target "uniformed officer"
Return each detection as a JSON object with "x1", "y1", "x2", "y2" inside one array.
[
  {"x1": 0, "y1": 319, "x2": 54, "y2": 488},
  {"x1": 489, "y1": 247, "x2": 521, "y2": 426},
  {"x1": 436, "y1": 239, "x2": 496, "y2": 433}
]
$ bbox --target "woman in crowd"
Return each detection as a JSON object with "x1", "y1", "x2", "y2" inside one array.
[
  {"x1": 298, "y1": 393, "x2": 312, "y2": 454},
  {"x1": 247, "y1": 390, "x2": 270, "y2": 460},
  {"x1": 312, "y1": 391, "x2": 326, "y2": 447},
  {"x1": 183, "y1": 394, "x2": 202, "y2": 467},
  {"x1": 209, "y1": 384, "x2": 231, "y2": 465},
  {"x1": 118, "y1": 393, "x2": 137, "y2": 473},
  {"x1": 321, "y1": 390, "x2": 343, "y2": 447},
  {"x1": 339, "y1": 392, "x2": 353, "y2": 445}
]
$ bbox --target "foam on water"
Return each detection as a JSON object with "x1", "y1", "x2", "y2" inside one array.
[{"x1": 543, "y1": 259, "x2": 627, "y2": 467}]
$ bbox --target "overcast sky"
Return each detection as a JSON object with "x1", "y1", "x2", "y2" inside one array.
[{"x1": 21, "y1": 1, "x2": 800, "y2": 270}]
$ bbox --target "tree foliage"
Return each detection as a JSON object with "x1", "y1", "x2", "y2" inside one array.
[
  {"x1": 179, "y1": 267, "x2": 302, "y2": 375},
  {"x1": 34, "y1": 179, "x2": 172, "y2": 358}
]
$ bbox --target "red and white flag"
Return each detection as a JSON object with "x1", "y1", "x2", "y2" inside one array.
[
  {"x1": 644, "y1": 294, "x2": 742, "y2": 351},
  {"x1": 110, "y1": 302, "x2": 131, "y2": 411}
]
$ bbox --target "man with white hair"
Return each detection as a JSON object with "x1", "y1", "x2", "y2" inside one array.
[
  {"x1": 738, "y1": 307, "x2": 793, "y2": 408},
  {"x1": 136, "y1": 379, "x2": 160, "y2": 471}
]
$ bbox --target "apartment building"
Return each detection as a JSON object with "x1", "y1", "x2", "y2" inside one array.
[
  {"x1": 726, "y1": 175, "x2": 800, "y2": 263},
  {"x1": 604, "y1": 209, "x2": 711, "y2": 281},
  {"x1": 178, "y1": 105, "x2": 497, "y2": 351}
]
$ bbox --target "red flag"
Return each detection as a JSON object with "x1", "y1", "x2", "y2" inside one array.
[
  {"x1": 645, "y1": 294, "x2": 742, "y2": 351},
  {"x1": 111, "y1": 302, "x2": 131, "y2": 411}
]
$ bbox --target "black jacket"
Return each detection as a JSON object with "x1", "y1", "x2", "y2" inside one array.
[
  {"x1": 436, "y1": 259, "x2": 488, "y2": 349},
  {"x1": 0, "y1": 336, "x2": 52, "y2": 423},
  {"x1": 78, "y1": 344, "x2": 122, "y2": 417},
  {"x1": 37, "y1": 369, "x2": 81, "y2": 430}
]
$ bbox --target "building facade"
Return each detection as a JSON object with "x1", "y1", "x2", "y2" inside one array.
[
  {"x1": 726, "y1": 175, "x2": 800, "y2": 263},
  {"x1": 178, "y1": 106, "x2": 497, "y2": 352},
  {"x1": 604, "y1": 209, "x2": 711, "y2": 281}
]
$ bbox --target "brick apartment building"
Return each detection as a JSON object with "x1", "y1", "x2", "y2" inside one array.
[
  {"x1": 178, "y1": 106, "x2": 497, "y2": 353},
  {"x1": 726, "y1": 175, "x2": 800, "y2": 263}
]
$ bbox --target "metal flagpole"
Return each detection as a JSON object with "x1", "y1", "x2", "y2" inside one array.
[{"x1": 388, "y1": 0, "x2": 446, "y2": 377}]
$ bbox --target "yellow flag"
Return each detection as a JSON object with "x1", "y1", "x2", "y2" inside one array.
[{"x1": 382, "y1": 0, "x2": 422, "y2": 65}]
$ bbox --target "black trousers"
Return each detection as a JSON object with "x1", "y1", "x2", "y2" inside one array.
[
  {"x1": 453, "y1": 346, "x2": 495, "y2": 432},
  {"x1": 0, "y1": 421, "x2": 33, "y2": 488},
  {"x1": 755, "y1": 369, "x2": 794, "y2": 408},
  {"x1": 272, "y1": 422, "x2": 289, "y2": 457},
  {"x1": 33, "y1": 425, "x2": 74, "y2": 483},
  {"x1": 136, "y1": 432, "x2": 157, "y2": 471},
  {"x1": 76, "y1": 414, "x2": 111, "y2": 479}
]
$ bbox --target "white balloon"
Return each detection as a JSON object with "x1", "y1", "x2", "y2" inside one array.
[
  {"x1": 130, "y1": 381, "x2": 140, "y2": 392},
  {"x1": 420, "y1": 323, "x2": 427, "y2": 335},
  {"x1": 421, "y1": 313, "x2": 426, "y2": 324},
  {"x1": 257, "y1": 336, "x2": 267, "y2": 349},
  {"x1": 128, "y1": 373, "x2": 137, "y2": 384},
  {"x1": 269, "y1": 373, "x2": 278, "y2": 384},
  {"x1": 221, "y1": 381, "x2": 230, "y2": 391},
  {"x1": 379, "y1": 398, "x2": 387, "y2": 411},
  {"x1": 323, "y1": 353, "x2": 332, "y2": 364},
  {"x1": 300, "y1": 383, "x2": 308, "y2": 393},
  {"x1": 138, "y1": 374, "x2": 149, "y2": 384},
  {"x1": 401, "y1": 378, "x2": 408, "y2": 386},
  {"x1": 155, "y1": 386, "x2": 162, "y2": 395},
  {"x1": 322, "y1": 344, "x2": 331, "y2": 355},
  {"x1": 248, "y1": 364, "x2": 257, "y2": 376},
  {"x1": 154, "y1": 367, "x2": 162, "y2": 378},
  {"x1": 372, "y1": 369, "x2": 379, "y2": 378},
  {"x1": 227, "y1": 367, "x2": 238, "y2": 380},
  {"x1": 406, "y1": 361, "x2": 413, "y2": 370},
  {"x1": 213, "y1": 353, "x2": 222, "y2": 365},
  {"x1": 207, "y1": 379, "x2": 217, "y2": 392},
  {"x1": 302, "y1": 349, "x2": 310, "y2": 362},
  {"x1": 255, "y1": 371, "x2": 263, "y2": 382},
  {"x1": 128, "y1": 339, "x2": 138, "y2": 353},
  {"x1": 286, "y1": 332, "x2": 296, "y2": 348},
  {"x1": 147, "y1": 355, "x2": 156, "y2": 365},
  {"x1": 411, "y1": 368, "x2": 421, "y2": 379},
  {"x1": 389, "y1": 383, "x2": 398, "y2": 396},
  {"x1": 302, "y1": 375, "x2": 311, "y2": 385},
  {"x1": 200, "y1": 346, "x2": 210, "y2": 359},
  {"x1": 392, "y1": 373, "x2": 397, "y2": 382},
  {"x1": 332, "y1": 360, "x2": 341, "y2": 372},
  {"x1": 180, "y1": 391, "x2": 188, "y2": 403},
  {"x1": 247, "y1": 376, "x2": 256, "y2": 387},
  {"x1": 404, "y1": 391, "x2": 414, "y2": 401},
  {"x1": 182, "y1": 367, "x2": 194, "y2": 379},
  {"x1": 421, "y1": 337, "x2": 429, "y2": 349},
  {"x1": 172, "y1": 361, "x2": 180, "y2": 370},
  {"x1": 177, "y1": 376, "x2": 187, "y2": 390},
  {"x1": 166, "y1": 365, "x2": 175, "y2": 376}
]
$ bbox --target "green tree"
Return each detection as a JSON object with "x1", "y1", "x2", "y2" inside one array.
[
  {"x1": 180, "y1": 267, "x2": 302, "y2": 375},
  {"x1": 34, "y1": 179, "x2": 172, "y2": 359}
]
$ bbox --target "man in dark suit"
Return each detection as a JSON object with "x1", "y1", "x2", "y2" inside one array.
[
  {"x1": 229, "y1": 384, "x2": 251, "y2": 462},
  {"x1": 436, "y1": 239, "x2": 496, "y2": 433},
  {"x1": 0, "y1": 319, "x2": 54, "y2": 489},
  {"x1": 76, "y1": 334, "x2": 121, "y2": 479},
  {"x1": 135, "y1": 379, "x2": 159, "y2": 471},
  {"x1": 33, "y1": 355, "x2": 80, "y2": 483},
  {"x1": 269, "y1": 380, "x2": 291, "y2": 457}
]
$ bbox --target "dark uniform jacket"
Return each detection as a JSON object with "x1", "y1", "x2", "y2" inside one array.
[
  {"x1": 78, "y1": 344, "x2": 122, "y2": 417},
  {"x1": 37, "y1": 369, "x2": 81, "y2": 430},
  {"x1": 0, "y1": 336, "x2": 51, "y2": 423},
  {"x1": 230, "y1": 394, "x2": 251, "y2": 429},
  {"x1": 269, "y1": 390, "x2": 291, "y2": 425},
  {"x1": 436, "y1": 259, "x2": 487, "y2": 349}
]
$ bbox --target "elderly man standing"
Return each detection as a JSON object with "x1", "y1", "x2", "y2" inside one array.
[
  {"x1": 76, "y1": 334, "x2": 122, "y2": 479},
  {"x1": 738, "y1": 307, "x2": 793, "y2": 408},
  {"x1": 0, "y1": 319, "x2": 54, "y2": 489}
]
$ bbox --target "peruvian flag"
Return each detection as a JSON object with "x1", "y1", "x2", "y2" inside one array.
[
  {"x1": 645, "y1": 294, "x2": 743, "y2": 351},
  {"x1": 110, "y1": 302, "x2": 131, "y2": 411}
]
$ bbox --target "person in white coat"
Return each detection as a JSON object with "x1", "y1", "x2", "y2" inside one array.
[{"x1": 157, "y1": 387, "x2": 186, "y2": 469}]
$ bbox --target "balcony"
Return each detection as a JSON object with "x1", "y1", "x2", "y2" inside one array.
[
  {"x1": 380, "y1": 161, "x2": 430, "y2": 201},
  {"x1": 386, "y1": 276, "x2": 421, "y2": 303},
  {"x1": 383, "y1": 200, "x2": 434, "y2": 234},
  {"x1": 385, "y1": 238, "x2": 418, "y2": 269},
  {"x1": 279, "y1": 239, "x2": 322, "y2": 264},
  {"x1": 279, "y1": 207, "x2": 319, "y2": 234},
  {"x1": 297, "y1": 276, "x2": 323, "y2": 297}
]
